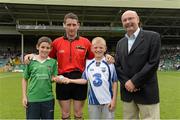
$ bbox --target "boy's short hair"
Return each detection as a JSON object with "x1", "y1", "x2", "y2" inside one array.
[
  {"x1": 37, "y1": 36, "x2": 52, "y2": 47},
  {"x1": 64, "y1": 12, "x2": 79, "y2": 23},
  {"x1": 92, "y1": 37, "x2": 106, "y2": 46}
]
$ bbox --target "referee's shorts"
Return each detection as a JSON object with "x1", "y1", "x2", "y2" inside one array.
[{"x1": 56, "y1": 71, "x2": 87, "y2": 100}]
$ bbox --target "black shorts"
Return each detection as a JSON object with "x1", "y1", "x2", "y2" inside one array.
[
  {"x1": 26, "y1": 99, "x2": 54, "y2": 119},
  {"x1": 56, "y1": 71, "x2": 87, "y2": 100}
]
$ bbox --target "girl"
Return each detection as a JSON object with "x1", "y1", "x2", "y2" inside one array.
[{"x1": 22, "y1": 36, "x2": 57, "y2": 119}]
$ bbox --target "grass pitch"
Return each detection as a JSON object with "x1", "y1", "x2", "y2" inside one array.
[{"x1": 0, "y1": 71, "x2": 180, "y2": 119}]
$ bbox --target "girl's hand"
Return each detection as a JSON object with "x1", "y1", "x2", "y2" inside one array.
[{"x1": 22, "y1": 96, "x2": 28, "y2": 108}]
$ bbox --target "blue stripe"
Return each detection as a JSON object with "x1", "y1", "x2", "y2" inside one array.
[
  {"x1": 86, "y1": 60, "x2": 100, "y2": 104},
  {"x1": 88, "y1": 82, "x2": 100, "y2": 105},
  {"x1": 87, "y1": 60, "x2": 95, "y2": 71},
  {"x1": 82, "y1": 71, "x2": 87, "y2": 80},
  {"x1": 112, "y1": 65, "x2": 118, "y2": 82},
  {"x1": 102, "y1": 60, "x2": 113, "y2": 98}
]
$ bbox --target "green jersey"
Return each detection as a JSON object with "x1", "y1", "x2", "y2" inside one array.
[{"x1": 24, "y1": 57, "x2": 57, "y2": 102}]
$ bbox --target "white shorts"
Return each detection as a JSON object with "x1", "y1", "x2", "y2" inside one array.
[{"x1": 88, "y1": 104, "x2": 115, "y2": 119}]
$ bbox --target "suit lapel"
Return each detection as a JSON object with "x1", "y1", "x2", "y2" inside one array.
[
  {"x1": 129, "y1": 30, "x2": 144, "y2": 55},
  {"x1": 124, "y1": 37, "x2": 128, "y2": 56}
]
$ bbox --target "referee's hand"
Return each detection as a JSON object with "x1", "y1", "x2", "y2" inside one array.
[{"x1": 24, "y1": 54, "x2": 35, "y2": 64}]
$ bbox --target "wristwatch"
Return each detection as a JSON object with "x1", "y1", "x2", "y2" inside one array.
[{"x1": 58, "y1": 75, "x2": 64, "y2": 80}]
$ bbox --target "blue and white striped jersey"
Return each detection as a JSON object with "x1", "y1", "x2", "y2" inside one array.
[{"x1": 82, "y1": 57, "x2": 118, "y2": 105}]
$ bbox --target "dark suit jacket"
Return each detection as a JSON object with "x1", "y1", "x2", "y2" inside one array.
[{"x1": 115, "y1": 29, "x2": 161, "y2": 104}]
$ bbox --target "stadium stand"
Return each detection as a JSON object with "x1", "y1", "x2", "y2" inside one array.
[
  {"x1": 159, "y1": 46, "x2": 180, "y2": 71},
  {"x1": 0, "y1": 1, "x2": 179, "y2": 72}
]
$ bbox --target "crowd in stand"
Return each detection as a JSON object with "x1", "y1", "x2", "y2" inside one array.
[
  {"x1": 0, "y1": 46, "x2": 180, "y2": 72},
  {"x1": 0, "y1": 49, "x2": 22, "y2": 72},
  {"x1": 159, "y1": 46, "x2": 180, "y2": 71}
]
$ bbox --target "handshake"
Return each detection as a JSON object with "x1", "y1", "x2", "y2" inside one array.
[{"x1": 52, "y1": 75, "x2": 71, "y2": 84}]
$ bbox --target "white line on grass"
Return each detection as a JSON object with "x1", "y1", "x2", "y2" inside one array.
[{"x1": 0, "y1": 74, "x2": 21, "y2": 79}]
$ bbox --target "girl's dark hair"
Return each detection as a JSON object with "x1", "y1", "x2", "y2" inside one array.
[{"x1": 36, "y1": 36, "x2": 52, "y2": 47}]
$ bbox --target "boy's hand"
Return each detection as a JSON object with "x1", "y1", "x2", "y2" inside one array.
[
  {"x1": 24, "y1": 54, "x2": 34, "y2": 64},
  {"x1": 54, "y1": 75, "x2": 71, "y2": 84},
  {"x1": 22, "y1": 96, "x2": 28, "y2": 108},
  {"x1": 107, "y1": 100, "x2": 116, "y2": 112},
  {"x1": 62, "y1": 78, "x2": 71, "y2": 84}
]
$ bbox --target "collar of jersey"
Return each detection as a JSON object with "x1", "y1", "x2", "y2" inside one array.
[
  {"x1": 92, "y1": 57, "x2": 106, "y2": 63},
  {"x1": 32, "y1": 55, "x2": 50, "y2": 63},
  {"x1": 63, "y1": 33, "x2": 80, "y2": 41}
]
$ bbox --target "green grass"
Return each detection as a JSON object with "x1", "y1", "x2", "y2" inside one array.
[
  {"x1": 0, "y1": 71, "x2": 180, "y2": 119},
  {"x1": 158, "y1": 71, "x2": 180, "y2": 119}
]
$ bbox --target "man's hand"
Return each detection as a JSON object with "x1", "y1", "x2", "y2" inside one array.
[
  {"x1": 105, "y1": 54, "x2": 115, "y2": 64},
  {"x1": 125, "y1": 80, "x2": 140, "y2": 92},
  {"x1": 125, "y1": 80, "x2": 135, "y2": 92},
  {"x1": 53, "y1": 75, "x2": 64, "y2": 83},
  {"x1": 54, "y1": 76, "x2": 71, "y2": 84},
  {"x1": 133, "y1": 88, "x2": 140, "y2": 92},
  {"x1": 24, "y1": 54, "x2": 35, "y2": 64}
]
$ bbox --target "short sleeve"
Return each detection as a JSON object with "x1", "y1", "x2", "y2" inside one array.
[
  {"x1": 52, "y1": 59, "x2": 58, "y2": 76},
  {"x1": 111, "y1": 64, "x2": 118, "y2": 82},
  {"x1": 23, "y1": 64, "x2": 30, "y2": 80}
]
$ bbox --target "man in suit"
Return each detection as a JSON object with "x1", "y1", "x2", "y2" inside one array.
[{"x1": 115, "y1": 10, "x2": 161, "y2": 119}]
